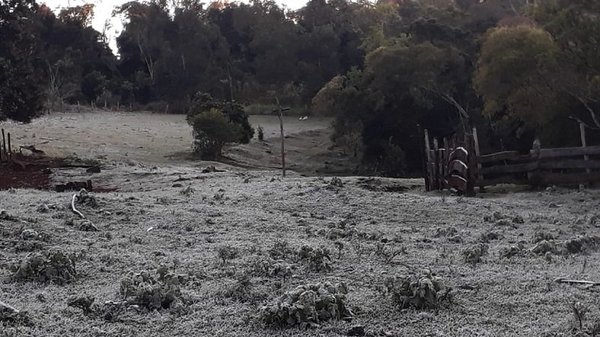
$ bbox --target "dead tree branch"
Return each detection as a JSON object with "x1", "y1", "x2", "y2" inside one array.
[{"x1": 71, "y1": 194, "x2": 85, "y2": 219}]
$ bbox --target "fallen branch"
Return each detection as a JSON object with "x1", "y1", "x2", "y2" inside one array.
[
  {"x1": 554, "y1": 278, "x2": 600, "y2": 287},
  {"x1": 71, "y1": 194, "x2": 85, "y2": 219}
]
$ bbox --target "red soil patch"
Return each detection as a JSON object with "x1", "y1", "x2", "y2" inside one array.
[
  {"x1": 0, "y1": 162, "x2": 52, "y2": 190},
  {"x1": 0, "y1": 154, "x2": 116, "y2": 192}
]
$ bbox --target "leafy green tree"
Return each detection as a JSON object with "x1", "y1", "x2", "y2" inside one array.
[
  {"x1": 81, "y1": 71, "x2": 109, "y2": 103},
  {"x1": 37, "y1": 3, "x2": 119, "y2": 108},
  {"x1": 0, "y1": 0, "x2": 45, "y2": 122},
  {"x1": 474, "y1": 26, "x2": 560, "y2": 132},
  {"x1": 534, "y1": 0, "x2": 600, "y2": 129}
]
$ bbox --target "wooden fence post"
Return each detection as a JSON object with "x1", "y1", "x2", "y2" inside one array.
[
  {"x1": 472, "y1": 127, "x2": 483, "y2": 192},
  {"x1": 1, "y1": 128, "x2": 6, "y2": 162},
  {"x1": 466, "y1": 134, "x2": 476, "y2": 196},
  {"x1": 7, "y1": 132, "x2": 11, "y2": 159},
  {"x1": 432, "y1": 138, "x2": 438, "y2": 190},
  {"x1": 443, "y1": 137, "x2": 449, "y2": 181},
  {"x1": 528, "y1": 139, "x2": 542, "y2": 188},
  {"x1": 423, "y1": 129, "x2": 432, "y2": 191},
  {"x1": 580, "y1": 122, "x2": 591, "y2": 175}
]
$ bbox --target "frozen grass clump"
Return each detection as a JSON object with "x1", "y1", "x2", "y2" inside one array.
[
  {"x1": 11, "y1": 249, "x2": 77, "y2": 285},
  {"x1": 217, "y1": 245, "x2": 240, "y2": 265},
  {"x1": 463, "y1": 244, "x2": 488, "y2": 265},
  {"x1": 119, "y1": 268, "x2": 189, "y2": 311},
  {"x1": 260, "y1": 282, "x2": 354, "y2": 328},
  {"x1": 297, "y1": 245, "x2": 332, "y2": 272},
  {"x1": 384, "y1": 272, "x2": 452, "y2": 310},
  {"x1": 563, "y1": 236, "x2": 600, "y2": 254}
]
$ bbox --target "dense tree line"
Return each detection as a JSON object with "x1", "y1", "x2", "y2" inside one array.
[
  {"x1": 0, "y1": 0, "x2": 599, "y2": 175},
  {"x1": 323, "y1": 0, "x2": 600, "y2": 175}
]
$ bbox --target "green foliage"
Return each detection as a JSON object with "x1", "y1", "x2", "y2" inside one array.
[
  {"x1": 0, "y1": 0, "x2": 45, "y2": 122},
  {"x1": 188, "y1": 93, "x2": 254, "y2": 143},
  {"x1": 81, "y1": 71, "x2": 109, "y2": 103},
  {"x1": 474, "y1": 26, "x2": 560, "y2": 130},
  {"x1": 2, "y1": 0, "x2": 599, "y2": 172},
  {"x1": 185, "y1": 92, "x2": 254, "y2": 160},
  {"x1": 188, "y1": 109, "x2": 243, "y2": 159}
]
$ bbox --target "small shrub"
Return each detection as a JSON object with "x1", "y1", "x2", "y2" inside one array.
[
  {"x1": 500, "y1": 245, "x2": 523, "y2": 259},
  {"x1": 67, "y1": 295, "x2": 95, "y2": 315},
  {"x1": 260, "y1": 282, "x2": 354, "y2": 328},
  {"x1": 269, "y1": 240, "x2": 294, "y2": 261},
  {"x1": 563, "y1": 236, "x2": 600, "y2": 255},
  {"x1": 187, "y1": 93, "x2": 254, "y2": 159},
  {"x1": 189, "y1": 108, "x2": 243, "y2": 159},
  {"x1": 218, "y1": 273, "x2": 266, "y2": 303},
  {"x1": 119, "y1": 269, "x2": 188, "y2": 310},
  {"x1": 247, "y1": 256, "x2": 294, "y2": 279},
  {"x1": 257, "y1": 126, "x2": 264, "y2": 141},
  {"x1": 533, "y1": 230, "x2": 556, "y2": 243},
  {"x1": 463, "y1": 244, "x2": 488, "y2": 265},
  {"x1": 384, "y1": 273, "x2": 451, "y2": 310},
  {"x1": 375, "y1": 242, "x2": 406, "y2": 264},
  {"x1": 479, "y1": 231, "x2": 501, "y2": 243},
  {"x1": 572, "y1": 301, "x2": 588, "y2": 331},
  {"x1": 12, "y1": 249, "x2": 76, "y2": 284},
  {"x1": 75, "y1": 189, "x2": 98, "y2": 208},
  {"x1": 329, "y1": 177, "x2": 344, "y2": 188},
  {"x1": 531, "y1": 240, "x2": 558, "y2": 255},
  {"x1": 217, "y1": 245, "x2": 240, "y2": 265},
  {"x1": 434, "y1": 227, "x2": 458, "y2": 238},
  {"x1": 297, "y1": 245, "x2": 332, "y2": 272}
]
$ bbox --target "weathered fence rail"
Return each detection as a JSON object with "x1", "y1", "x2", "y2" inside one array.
[{"x1": 424, "y1": 123, "x2": 600, "y2": 193}]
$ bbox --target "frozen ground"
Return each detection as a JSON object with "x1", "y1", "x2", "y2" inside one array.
[
  {"x1": 1, "y1": 112, "x2": 600, "y2": 337},
  {"x1": 0, "y1": 111, "x2": 345, "y2": 174}
]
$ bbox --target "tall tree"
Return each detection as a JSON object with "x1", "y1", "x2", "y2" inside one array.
[
  {"x1": 0, "y1": 0, "x2": 46, "y2": 122},
  {"x1": 474, "y1": 26, "x2": 560, "y2": 133}
]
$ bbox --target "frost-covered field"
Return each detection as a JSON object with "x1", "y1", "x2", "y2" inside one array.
[
  {"x1": 1, "y1": 112, "x2": 600, "y2": 337},
  {"x1": 2, "y1": 170, "x2": 600, "y2": 336}
]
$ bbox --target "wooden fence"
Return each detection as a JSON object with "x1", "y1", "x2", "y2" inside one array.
[
  {"x1": 0, "y1": 128, "x2": 13, "y2": 163},
  {"x1": 423, "y1": 128, "x2": 479, "y2": 194},
  {"x1": 424, "y1": 124, "x2": 600, "y2": 193},
  {"x1": 478, "y1": 142, "x2": 600, "y2": 187}
]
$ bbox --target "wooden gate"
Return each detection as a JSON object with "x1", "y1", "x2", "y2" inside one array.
[
  {"x1": 423, "y1": 128, "x2": 480, "y2": 195},
  {"x1": 423, "y1": 124, "x2": 600, "y2": 193}
]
